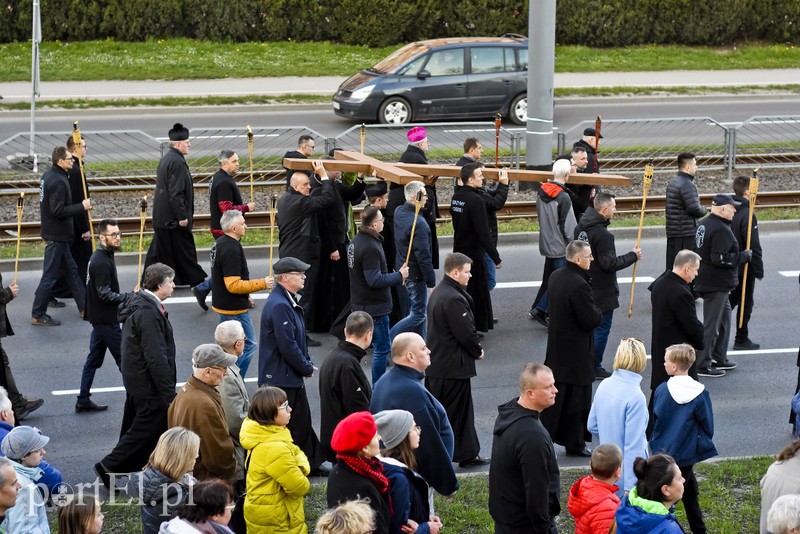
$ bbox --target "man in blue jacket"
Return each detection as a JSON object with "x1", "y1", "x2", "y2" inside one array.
[
  {"x1": 258, "y1": 257, "x2": 324, "y2": 475},
  {"x1": 371, "y1": 332, "x2": 459, "y2": 499}
]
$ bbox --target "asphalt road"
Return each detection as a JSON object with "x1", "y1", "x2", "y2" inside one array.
[
  {"x1": 3, "y1": 95, "x2": 800, "y2": 145},
  {"x1": 5, "y1": 226, "x2": 799, "y2": 489}
]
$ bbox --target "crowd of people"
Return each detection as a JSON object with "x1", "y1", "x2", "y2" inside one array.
[{"x1": 0, "y1": 121, "x2": 787, "y2": 533}]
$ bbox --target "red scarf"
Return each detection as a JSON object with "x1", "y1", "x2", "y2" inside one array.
[{"x1": 336, "y1": 453, "x2": 390, "y2": 494}]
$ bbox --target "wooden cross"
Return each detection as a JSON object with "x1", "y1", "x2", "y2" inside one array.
[{"x1": 282, "y1": 150, "x2": 631, "y2": 187}]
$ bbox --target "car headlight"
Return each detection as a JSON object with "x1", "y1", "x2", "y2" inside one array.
[{"x1": 350, "y1": 85, "x2": 376, "y2": 102}]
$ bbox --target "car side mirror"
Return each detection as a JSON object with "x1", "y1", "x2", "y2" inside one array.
[{"x1": 417, "y1": 70, "x2": 431, "y2": 80}]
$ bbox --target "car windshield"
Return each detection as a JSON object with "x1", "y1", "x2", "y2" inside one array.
[{"x1": 372, "y1": 42, "x2": 431, "y2": 73}]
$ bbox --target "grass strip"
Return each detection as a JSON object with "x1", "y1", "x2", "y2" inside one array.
[
  {"x1": 51, "y1": 456, "x2": 773, "y2": 533},
  {"x1": 3, "y1": 40, "x2": 800, "y2": 83}
]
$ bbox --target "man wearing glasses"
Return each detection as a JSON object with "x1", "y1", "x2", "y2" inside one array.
[
  {"x1": 539, "y1": 240, "x2": 602, "y2": 458},
  {"x1": 76, "y1": 219, "x2": 130, "y2": 413},
  {"x1": 283, "y1": 134, "x2": 317, "y2": 191}
]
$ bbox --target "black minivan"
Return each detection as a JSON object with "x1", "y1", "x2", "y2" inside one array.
[{"x1": 332, "y1": 35, "x2": 529, "y2": 125}]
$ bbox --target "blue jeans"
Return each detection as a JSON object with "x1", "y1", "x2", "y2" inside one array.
[
  {"x1": 593, "y1": 310, "x2": 614, "y2": 370},
  {"x1": 195, "y1": 276, "x2": 211, "y2": 292},
  {"x1": 371, "y1": 315, "x2": 391, "y2": 385},
  {"x1": 390, "y1": 279, "x2": 428, "y2": 339},
  {"x1": 535, "y1": 256, "x2": 566, "y2": 313},
  {"x1": 218, "y1": 311, "x2": 256, "y2": 377},
  {"x1": 484, "y1": 253, "x2": 497, "y2": 292},
  {"x1": 78, "y1": 323, "x2": 122, "y2": 404},
  {"x1": 32, "y1": 240, "x2": 85, "y2": 318}
]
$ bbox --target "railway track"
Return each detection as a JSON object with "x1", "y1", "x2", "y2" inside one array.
[{"x1": 3, "y1": 191, "x2": 799, "y2": 243}]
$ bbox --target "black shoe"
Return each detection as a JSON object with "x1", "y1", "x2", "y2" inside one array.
[
  {"x1": 306, "y1": 336, "x2": 322, "y2": 347},
  {"x1": 14, "y1": 398, "x2": 44, "y2": 421},
  {"x1": 48, "y1": 298, "x2": 65, "y2": 308},
  {"x1": 594, "y1": 368, "x2": 612, "y2": 380},
  {"x1": 31, "y1": 314, "x2": 61, "y2": 326},
  {"x1": 492, "y1": 317, "x2": 499, "y2": 324},
  {"x1": 192, "y1": 287, "x2": 209, "y2": 311},
  {"x1": 566, "y1": 447, "x2": 593, "y2": 458},
  {"x1": 458, "y1": 456, "x2": 491, "y2": 467},
  {"x1": 309, "y1": 465, "x2": 331, "y2": 477},
  {"x1": 698, "y1": 366, "x2": 726, "y2": 377},
  {"x1": 94, "y1": 462, "x2": 111, "y2": 490},
  {"x1": 529, "y1": 309, "x2": 549, "y2": 328},
  {"x1": 477, "y1": 333, "x2": 485, "y2": 340},
  {"x1": 733, "y1": 339, "x2": 760, "y2": 351},
  {"x1": 76, "y1": 400, "x2": 108, "y2": 413},
  {"x1": 712, "y1": 359, "x2": 738, "y2": 370}
]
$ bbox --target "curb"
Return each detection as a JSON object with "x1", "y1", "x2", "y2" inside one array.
[{"x1": 3, "y1": 219, "x2": 796, "y2": 273}]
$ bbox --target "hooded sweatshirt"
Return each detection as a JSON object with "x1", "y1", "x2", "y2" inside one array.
[
  {"x1": 536, "y1": 181, "x2": 577, "y2": 258},
  {"x1": 649, "y1": 375, "x2": 718, "y2": 467},
  {"x1": 568, "y1": 475, "x2": 620, "y2": 534},
  {"x1": 615, "y1": 487, "x2": 685, "y2": 533}
]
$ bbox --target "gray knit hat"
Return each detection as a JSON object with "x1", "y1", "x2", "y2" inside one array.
[
  {"x1": 1, "y1": 426, "x2": 49, "y2": 460},
  {"x1": 374, "y1": 410, "x2": 414, "y2": 450}
]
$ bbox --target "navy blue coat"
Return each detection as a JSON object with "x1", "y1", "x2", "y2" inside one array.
[
  {"x1": 370, "y1": 364, "x2": 458, "y2": 496},
  {"x1": 394, "y1": 202, "x2": 436, "y2": 287},
  {"x1": 382, "y1": 460, "x2": 432, "y2": 534},
  {"x1": 258, "y1": 284, "x2": 314, "y2": 388}
]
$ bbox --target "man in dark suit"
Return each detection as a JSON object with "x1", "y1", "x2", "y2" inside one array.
[
  {"x1": 539, "y1": 240, "x2": 602, "y2": 457},
  {"x1": 648, "y1": 249, "x2": 705, "y2": 435}
]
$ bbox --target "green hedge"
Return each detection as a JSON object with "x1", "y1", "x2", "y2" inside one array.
[{"x1": 1, "y1": 0, "x2": 798, "y2": 46}]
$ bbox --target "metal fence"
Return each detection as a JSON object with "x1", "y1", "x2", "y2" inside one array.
[{"x1": 1, "y1": 116, "x2": 799, "y2": 188}]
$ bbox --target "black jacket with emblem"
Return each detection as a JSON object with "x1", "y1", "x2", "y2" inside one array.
[{"x1": 694, "y1": 213, "x2": 746, "y2": 293}]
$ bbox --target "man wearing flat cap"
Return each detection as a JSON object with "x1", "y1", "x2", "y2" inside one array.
[
  {"x1": 694, "y1": 194, "x2": 752, "y2": 378},
  {"x1": 168, "y1": 343, "x2": 238, "y2": 483},
  {"x1": 144, "y1": 122, "x2": 207, "y2": 288},
  {"x1": 259, "y1": 257, "x2": 325, "y2": 475}
]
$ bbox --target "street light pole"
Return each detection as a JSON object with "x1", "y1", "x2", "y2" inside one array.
[{"x1": 30, "y1": 0, "x2": 41, "y2": 160}]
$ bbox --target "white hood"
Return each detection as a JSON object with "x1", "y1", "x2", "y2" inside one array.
[{"x1": 666, "y1": 375, "x2": 705, "y2": 404}]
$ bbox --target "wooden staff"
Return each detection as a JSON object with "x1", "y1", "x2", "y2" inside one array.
[
  {"x1": 628, "y1": 160, "x2": 654, "y2": 318},
  {"x1": 593, "y1": 115, "x2": 602, "y2": 173},
  {"x1": 360, "y1": 124, "x2": 366, "y2": 154},
  {"x1": 134, "y1": 196, "x2": 147, "y2": 291},
  {"x1": 404, "y1": 189, "x2": 424, "y2": 266},
  {"x1": 72, "y1": 121, "x2": 95, "y2": 250},
  {"x1": 739, "y1": 168, "x2": 759, "y2": 328},
  {"x1": 247, "y1": 125, "x2": 255, "y2": 204},
  {"x1": 269, "y1": 193, "x2": 278, "y2": 278},
  {"x1": 12, "y1": 193, "x2": 24, "y2": 285},
  {"x1": 494, "y1": 113, "x2": 502, "y2": 168}
]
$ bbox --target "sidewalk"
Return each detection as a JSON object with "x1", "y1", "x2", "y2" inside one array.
[{"x1": 1, "y1": 69, "x2": 799, "y2": 103}]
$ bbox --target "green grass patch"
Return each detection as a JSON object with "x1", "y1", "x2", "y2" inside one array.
[
  {"x1": 3, "y1": 40, "x2": 800, "y2": 83},
  {"x1": 0, "y1": 94, "x2": 331, "y2": 111}
]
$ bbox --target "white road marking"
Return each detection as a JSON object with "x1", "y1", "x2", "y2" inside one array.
[{"x1": 779, "y1": 271, "x2": 800, "y2": 277}]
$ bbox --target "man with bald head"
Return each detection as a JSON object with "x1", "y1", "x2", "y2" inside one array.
[
  {"x1": 277, "y1": 161, "x2": 337, "y2": 345},
  {"x1": 370, "y1": 332, "x2": 459, "y2": 498}
]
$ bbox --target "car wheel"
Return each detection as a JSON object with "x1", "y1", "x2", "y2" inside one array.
[
  {"x1": 379, "y1": 97, "x2": 412, "y2": 125},
  {"x1": 509, "y1": 94, "x2": 527, "y2": 125}
]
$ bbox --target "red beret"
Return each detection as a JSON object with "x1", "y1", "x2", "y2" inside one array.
[{"x1": 331, "y1": 411, "x2": 377, "y2": 453}]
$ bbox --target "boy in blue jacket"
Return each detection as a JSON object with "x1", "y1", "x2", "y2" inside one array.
[{"x1": 650, "y1": 343, "x2": 718, "y2": 534}]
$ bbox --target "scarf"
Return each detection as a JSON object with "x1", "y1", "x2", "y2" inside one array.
[{"x1": 336, "y1": 453, "x2": 389, "y2": 494}]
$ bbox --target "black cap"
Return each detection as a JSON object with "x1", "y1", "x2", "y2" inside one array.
[
  {"x1": 273, "y1": 257, "x2": 311, "y2": 274},
  {"x1": 168, "y1": 123, "x2": 189, "y2": 141},
  {"x1": 583, "y1": 128, "x2": 603, "y2": 139},
  {"x1": 365, "y1": 181, "x2": 388, "y2": 198},
  {"x1": 711, "y1": 194, "x2": 741, "y2": 207}
]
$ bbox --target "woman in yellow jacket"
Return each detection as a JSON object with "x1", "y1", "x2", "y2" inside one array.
[{"x1": 240, "y1": 386, "x2": 311, "y2": 533}]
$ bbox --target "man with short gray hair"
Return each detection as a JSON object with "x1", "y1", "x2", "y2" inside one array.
[
  {"x1": 0, "y1": 456, "x2": 19, "y2": 522},
  {"x1": 168, "y1": 344, "x2": 238, "y2": 483},
  {"x1": 209, "y1": 210, "x2": 273, "y2": 377},
  {"x1": 215, "y1": 320, "x2": 250, "y2": 487}
]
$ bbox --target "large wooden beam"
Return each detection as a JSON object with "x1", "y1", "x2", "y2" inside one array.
[{"x1": 283, "y1": 150, "x2": 631, "y2": 186}]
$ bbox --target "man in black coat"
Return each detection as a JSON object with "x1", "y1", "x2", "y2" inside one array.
[
  {"x1": 77, "y1": 219, "x2": 131, "y2": 414},
  {"x1": 490, "y1": 363, "x2": 560, "y2": 533},
  {"x1": 648, "y1": 249, "x2": 705, "y2": 435},
  {"x1": 277, "y1": 161, "x2": 336, "y2": 342},
  {"x1": 52, "y1": 135, "x2": 92, "y2": 302},
  {"x1": 282, "y1": 134, "x2": 316, "y2": 190},
  {"x1": 694, "y1": 194, "x2": 752, "y2": 377},
  {"x1": 96, "y1": 263, "x2": 176, "y2": 490},
  {"x1": 144, "y1": 123, "x2": 207, "y2": 287},
  {"x1": 570, "y1": 130, "x2": 602, "y2": 221},
  {"x1": 451, "y1": 162, "x2": 502, "y2": 333},
  {"x1": 425, "y1": 252, "x2": 487, "y2": 467},
  {"x1": 31, "y1": 146, "x2": 91, "y2": 326},
  {"x1": 539, "y1": 240, "x2": 602, "y2": 457},
  {"x1": 575, "y1": 192, "x2": 641, "y2": 379},
  {"x1": 318, "y1": 311, "x2": 373, "y2": 463},
  {"x1": 729, "y1": 176, "x2": 764, "y2": 350},
  {"x1": 665, "y1": 152, "x2": 708, "y2": 271}
]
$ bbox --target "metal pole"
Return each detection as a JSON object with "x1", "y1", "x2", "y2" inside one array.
[
  {"x1": 524, "y1": 0, "x2": 556, "y2": 189},
  {"x1": 557, "y1": 132, "x2": 565, "y2": 156},
  {"x1": 29, "y1": 0, "x2": 41, "y2": 157}
]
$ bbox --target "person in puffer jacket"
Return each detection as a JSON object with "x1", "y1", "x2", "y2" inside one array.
[
  {"x1": 568, "y1": 444, "x2": 622, "y2": 534},
  {"x1": 615, "y1": 454, "x2": 686, "y2": 534},
  {"x1": 664, "y1": 152, "x2": 707, "y2": 271},
  {"x1": 240, "y1": 386, "x2": 310, "y2": 534}
]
